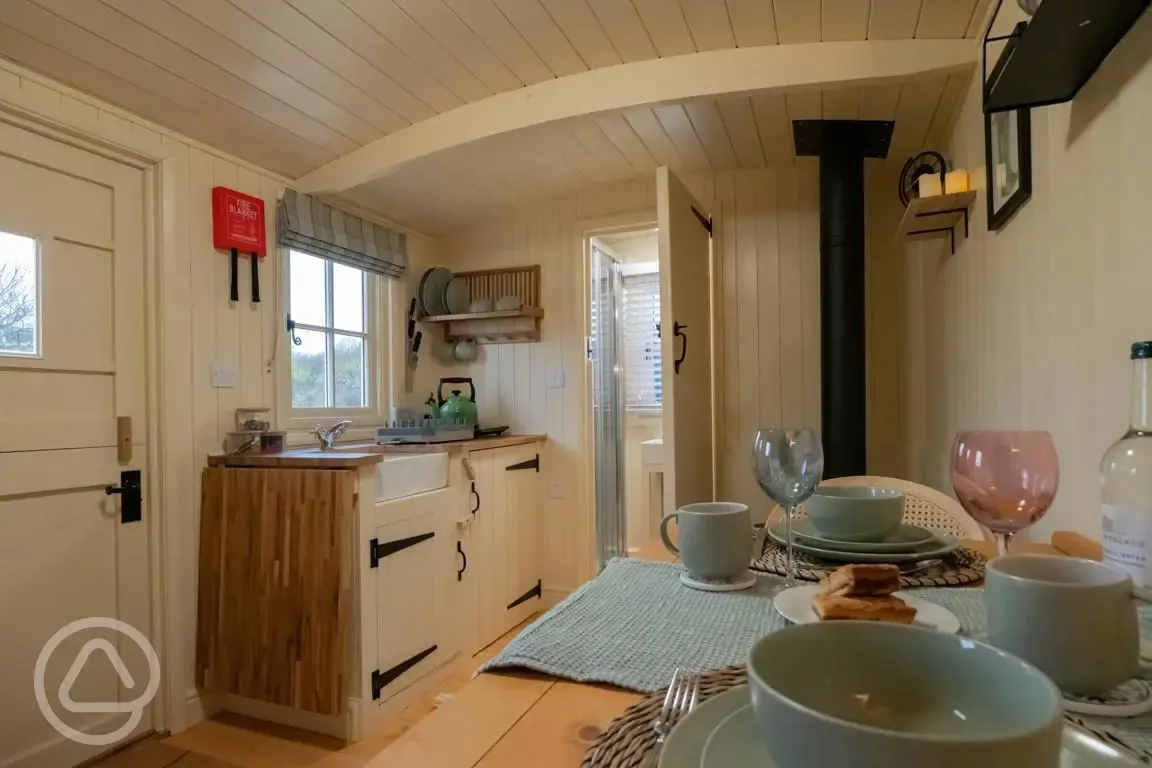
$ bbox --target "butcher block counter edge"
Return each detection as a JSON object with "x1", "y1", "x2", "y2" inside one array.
[
  {"x1": 207, "y1": 450, "x2": 384, "y2": 468},
  {"x1": 206, "y1": 435, "x2": 546, "y2": 466},
  {"x1": 352, "y1": 434, "x2": 547, "y2": 454}
]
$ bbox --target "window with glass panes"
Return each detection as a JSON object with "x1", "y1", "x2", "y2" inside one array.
[
  {"x1": 622, "y1": 271, "x2": 662, "y2": 409},
  {"x1": 287, "y1": 250, "x2": 371, "y2": 410}
]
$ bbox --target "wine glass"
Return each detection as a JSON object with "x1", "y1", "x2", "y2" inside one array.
[
  {"x1": 952, "y1": 430, "x2": 1059, "y2": 557},
  {"x1": 752, "y1": 428, "x2": 824, "y2": 588}
]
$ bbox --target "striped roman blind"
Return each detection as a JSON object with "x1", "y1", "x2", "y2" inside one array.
[{"x1": 277, "y1": 189, "x2": 406, "y2": 279}]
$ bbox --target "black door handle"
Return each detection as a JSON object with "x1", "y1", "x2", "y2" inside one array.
[
  {"x1": 105, "y1": 469, "x2": 142, "y2": 524},
  {"x1": 456, "y1": 541, "x2": 467, "y2": 581},
  {"x1": 470, "y1": 482, "x2": 480, "y2": 515},
  {"x1": 673, "y1": 321, "x2": 688, "y2": 374}
]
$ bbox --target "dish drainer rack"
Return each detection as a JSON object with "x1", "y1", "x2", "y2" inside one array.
[{"x1": 376, "y1": 419, "x2": 475, "y2": 444}]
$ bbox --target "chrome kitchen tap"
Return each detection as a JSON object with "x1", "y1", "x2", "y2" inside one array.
[{"x1": 312, "y1": 420, "x2": 352, "y2": 450}]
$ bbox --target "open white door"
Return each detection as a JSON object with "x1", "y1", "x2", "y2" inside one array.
[{"x1": 657, "y1": 167, "x2": 714, "y2": 513}]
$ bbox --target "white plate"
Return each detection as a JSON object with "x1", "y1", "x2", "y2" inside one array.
[
  {"x1": 768, "y1": 522, "x2": 960, "y2": 563},
  {"x1": 658, "y1": 686, "x2": 749, "y2": 768},
  {"x1": 772, "y1": 584, "x2": 962, "y2": 634},
  {"x1": 665, "y1": 686, "x2": 1142, "y2": 768}
]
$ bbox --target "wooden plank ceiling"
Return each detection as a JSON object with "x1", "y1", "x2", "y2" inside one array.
[{"x1": 0, "y1": 0, "x2": 987, "y2": 234}]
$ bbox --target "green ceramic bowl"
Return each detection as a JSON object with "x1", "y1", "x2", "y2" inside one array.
[
  {"x1": 804, "y1": 486, "x2": 905, "y2": 542},
  {"x1": 746, "y1": 622, "x2": 1063, "y2": 768}
]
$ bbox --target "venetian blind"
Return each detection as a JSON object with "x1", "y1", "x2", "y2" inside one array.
[{"x1": 623, "y1": 271, "x2": 662, "y2": 409}]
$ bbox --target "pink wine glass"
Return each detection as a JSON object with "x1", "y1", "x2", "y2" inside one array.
[{"x1": 952, "y1": 430, "x2": 1060, "y2": 557}]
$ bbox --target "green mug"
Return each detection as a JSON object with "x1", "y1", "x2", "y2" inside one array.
[
  {"x1": 660, "y1": 502, "x2": 752, "y2": 581},
  {"x1": 985, "y1": 555, "x2": 1140, "y2": 695}
]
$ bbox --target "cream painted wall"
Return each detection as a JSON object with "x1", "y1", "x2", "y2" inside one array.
[
  {"x1": 438, "y1": 166, "x2": 829, "y2": 591},
  {"x1": 0, "y1": 59, "x2": 441, "y2": 731},
  {"x1": 891, "y1": 7, "x2": 1152, "y2": 540}
]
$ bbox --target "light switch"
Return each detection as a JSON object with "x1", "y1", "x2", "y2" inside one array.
[
  {"x1": 546, "y1": 369, "x2": 565, "y2": 389},
  {"x1": 211, "y1": 361, "x2": 237, "y2": 389}
]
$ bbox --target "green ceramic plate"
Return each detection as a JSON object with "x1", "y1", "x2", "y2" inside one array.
[
  {"x1": 696, "y1": 706, "x2": 1143, "y2": 767},
  {"x1": 662, "y1": 685, "x2": 1139, "y2": 767},
  {"x1": 658, "y1": 686, "x2": 750, "y2": 768},
  {"x1": 768, "y1": 522, "x2": 960, "y2": 563},
  {"x1": 700, "y1": 704, "x2": 775, "y2": 768},
  {"x1": 790, "y1": 519, "x2": 938, "y2": 553}
]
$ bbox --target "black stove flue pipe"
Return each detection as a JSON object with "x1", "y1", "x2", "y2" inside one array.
[{"x1": 793, "y1": 119, "x2": 894, "y2": 479}]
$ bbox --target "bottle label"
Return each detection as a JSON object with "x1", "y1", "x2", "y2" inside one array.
[{"x1": 1102, "y1": 504, "x2": 1151, "y2": 587}]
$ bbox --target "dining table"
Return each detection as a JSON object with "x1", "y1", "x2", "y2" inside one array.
[{"x1": 365, "y1": 531, "x2": 1104, "y2": 768}]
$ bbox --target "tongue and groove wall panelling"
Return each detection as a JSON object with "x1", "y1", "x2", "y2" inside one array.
[{"x1": 440, "y1": 168, "x2": 831, "y2": 592}]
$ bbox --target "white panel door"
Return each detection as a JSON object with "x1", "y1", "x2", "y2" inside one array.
[
  {"x1": 0, "y1": 120, "x2": 152, "y2": 768},
  {"x1": 657, "y1": 167, "x2": 715, "y2": 513}
]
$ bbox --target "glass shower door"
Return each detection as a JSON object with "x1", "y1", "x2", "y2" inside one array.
[{"x1": 590, "y1": 245, "x2": 626, "y2": 569}]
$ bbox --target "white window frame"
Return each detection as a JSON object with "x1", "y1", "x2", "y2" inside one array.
[
  {"x1": 0, "y1": 228, "x2": 43, "y2": 359},
  {"x1": 622, "y1": 269, "x2": 662, "y2": 411},
  {"x1": 278, "y1": 248, "x2": 390, "y2": 433}
]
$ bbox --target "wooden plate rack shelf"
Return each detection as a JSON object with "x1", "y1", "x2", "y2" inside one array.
[{"x1": 421, "y1": 265, "x2": 544, "y2": 344}]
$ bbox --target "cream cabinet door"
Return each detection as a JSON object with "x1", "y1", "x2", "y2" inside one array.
[
  {"x1": 501, "y1": 444, "x2": 542, "y2": 631},
  {"x1": 471, "y1": 446, "x2": 543, "y2": 650},
  {"x1": 372, "y1": 505, "x2": 458, "y2": 703},
  {"x1": 657, "y1": 167, "x2": 715, "y2": 512},
  {"x1": 0, "y1": 122, "x2": 152, "y2": 768}
]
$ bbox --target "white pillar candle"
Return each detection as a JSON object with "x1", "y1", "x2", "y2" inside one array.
[{"x1": 917, "y1": 174, "x2": 942, "y2": 197}]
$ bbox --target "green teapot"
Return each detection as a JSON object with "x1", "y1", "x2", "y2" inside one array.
[{"x1": 437, "y1": 377, "x2": 478, "y2": 425}]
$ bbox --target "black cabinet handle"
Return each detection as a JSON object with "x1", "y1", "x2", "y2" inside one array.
[
  {"x1": 456, "y1": 541, "x2": 467, "y2": 581},
  {"x1": 470, "y1": 481, "x2": 480, "y2": 515},
  {"x1": 673, "y1": 321, "x2": 688, "y2": 374}
]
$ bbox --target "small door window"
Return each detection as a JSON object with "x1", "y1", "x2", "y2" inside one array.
[{"x1": 0, "y1": 230, "x2": 39, "y2": 357}]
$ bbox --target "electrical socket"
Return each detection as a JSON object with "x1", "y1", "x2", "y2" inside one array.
[{"x1": 548, "y1": 479, "x2": 565, "y2": 499}]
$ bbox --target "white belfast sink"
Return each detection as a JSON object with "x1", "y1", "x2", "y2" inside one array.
[{"x1": 375, "y1": 453, "x2": 450, "y2": 502}]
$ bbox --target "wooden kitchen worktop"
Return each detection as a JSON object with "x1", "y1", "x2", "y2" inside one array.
[
  {"x1": 207, "y1": 450, "x2": 384, "y2": 468},
  {"x1": 207, "y1": 435, "x2": 545, "y2": 467},
  {"x1": 354, "y1": 434, "x2": 546, "y2": 454}
]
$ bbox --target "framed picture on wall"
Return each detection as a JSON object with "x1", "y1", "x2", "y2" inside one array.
[{"x1": 984, "y1": 106, "x2": 1032, "y2": 230}]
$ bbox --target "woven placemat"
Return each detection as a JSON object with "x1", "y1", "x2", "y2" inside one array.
[
  {"x1": 581, "y1": 666, "x2": 746, "y2": 768},
  {"x1": 750, "y1": 540, "x2": 988, "y2": 588}
]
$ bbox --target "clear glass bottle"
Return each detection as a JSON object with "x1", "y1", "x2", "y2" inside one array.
[{"x1": 1100, "y1": 340, "x2": 1152, "y2": 587}]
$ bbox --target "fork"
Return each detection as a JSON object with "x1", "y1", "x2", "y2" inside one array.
[{"x1": 643, "y1": 669, "x2": 700, "y2": 767}]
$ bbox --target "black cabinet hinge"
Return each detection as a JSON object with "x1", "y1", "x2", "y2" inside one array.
[
  {"x1": 506, "y1": 579, "x2": 542, "y2": 610},
  {"x1": 370, "y1": 531, "x2": 434, "y2": 568},
  {"x1": 506, "y1": 454, "x2": 539, "y2": 473},
  {"x1": 371, "y1": 645, "x2": 437, "y2": 700}
]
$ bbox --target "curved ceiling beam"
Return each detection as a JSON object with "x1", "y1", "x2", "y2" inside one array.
[{"x1": 296, "y1": 39, "x2": 977, "y2": 194}]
